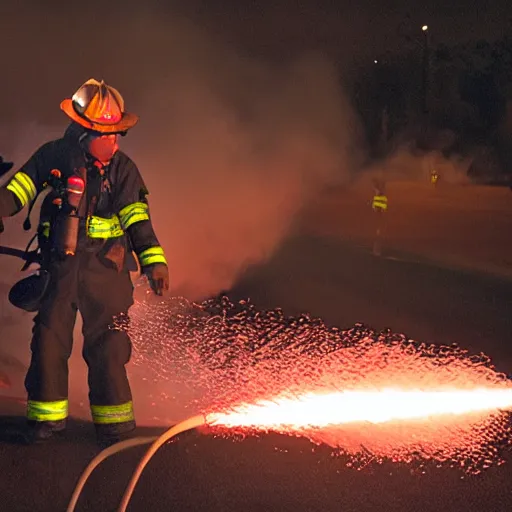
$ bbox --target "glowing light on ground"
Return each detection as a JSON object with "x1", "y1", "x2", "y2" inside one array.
[
  {"x1": 120, "y1": 294, "x2": 512, "y2": 473},
  {"x1": 208, "y1": 388, "x2": 512, "y2": 428}
]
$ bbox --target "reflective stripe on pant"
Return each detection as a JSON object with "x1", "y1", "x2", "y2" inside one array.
[
  {"x1": 27, "y1": 399, "x2": 68, "y2": 421},
  {"x1": 24, "y1": 251, "x2": 135, "y2": 427},
  {"x1": 91, "y1": 401, "x2": 134, "y2": 424}
]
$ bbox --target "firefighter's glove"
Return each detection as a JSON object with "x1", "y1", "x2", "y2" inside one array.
[{"x1": 144, "y1": 263, "x2": 169, "y2": 296}]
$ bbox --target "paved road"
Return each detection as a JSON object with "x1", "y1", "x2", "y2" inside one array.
[
  {"x1": 1, "y1": 233, "x2": 512, "y2": 511},
  {"x1": 232, "y1": 235, "x2": 512, "y2": 372}
]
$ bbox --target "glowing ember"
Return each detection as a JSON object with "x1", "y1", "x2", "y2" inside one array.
[
  {"x1": 119, "y1": 294, "x2": 512, "y2": 474},
  {"x1": 207, "y1": 388, "x2": 512, "y2": 428}
]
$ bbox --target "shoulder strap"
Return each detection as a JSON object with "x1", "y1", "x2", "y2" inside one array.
[{"x1": 22, "y1": 187, "x2": 47, "y2": 231}]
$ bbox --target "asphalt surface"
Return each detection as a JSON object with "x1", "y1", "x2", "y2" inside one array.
[
  {"x1": 302, "y1": 181, "x2": 512, "y2": 280},
  {"x1": 1, "y1": 230, "x2": 512, "y2": 511}
]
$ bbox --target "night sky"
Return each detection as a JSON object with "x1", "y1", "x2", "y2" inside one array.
[{"x1": 1, "y1": 0, "x2": 511, "y2": 123}]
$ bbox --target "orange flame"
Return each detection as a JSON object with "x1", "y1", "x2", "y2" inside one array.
[{"x1": 207, "y1": 388, "x2": 512, "y2": 428}]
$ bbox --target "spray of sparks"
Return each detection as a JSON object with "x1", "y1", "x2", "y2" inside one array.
[{"x1": 119, "y1": 294, "x2": 512, "y2": 474}]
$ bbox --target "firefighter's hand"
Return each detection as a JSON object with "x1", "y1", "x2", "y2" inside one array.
[{"x1": 144, "y1": 263, "x2": 169, "y2": 296}]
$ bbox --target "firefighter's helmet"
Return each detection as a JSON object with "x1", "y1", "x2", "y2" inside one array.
[
  {"x1": 9, "y1": 270, "x2": 51, "y2": 312},
  {"x1": 60, "y1": 78, "x2": 139, "y2": 133},
  {"x1": 0, "y1": 156, "x2": 13, "y2": 174}
]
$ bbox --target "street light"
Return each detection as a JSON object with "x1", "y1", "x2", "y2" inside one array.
[{"x1": 421, "y1": 25, "x2": 430, "y2": 114}]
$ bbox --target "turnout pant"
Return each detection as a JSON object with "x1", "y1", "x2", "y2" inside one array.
[{"x1": 24, "y1": 250, "x2": 135, "y2": 433}]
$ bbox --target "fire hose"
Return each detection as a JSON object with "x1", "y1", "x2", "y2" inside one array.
[{"x1": 66, "y1": 414, "x2": 206, "y2": 512}]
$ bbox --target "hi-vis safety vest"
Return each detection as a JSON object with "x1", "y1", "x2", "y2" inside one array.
[
  {"x1": 7, "y1": 170, "x2": 167, "y2": 268},
  {"x1": 39, "y1": 202, "x2": 148, "y2": 239},
  {"x1": 372, "y1": 194, "x2": 388, "y2": 212}
]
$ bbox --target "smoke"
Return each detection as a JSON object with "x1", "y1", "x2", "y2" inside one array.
[
  {"x1": 0, "y1": 6, "x2": 362, "y2": 404},
  {"x1": 362, "y1": 146, "x2": 472, "y2": 185},
  {"x1": 1, "y1": 7, "x2": 361, "y2": 302},
  {"x1": 123, "y1": 21, "x2": 361, "y2": 299}
]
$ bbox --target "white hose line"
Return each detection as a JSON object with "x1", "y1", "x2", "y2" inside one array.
[
  {"x1": 117, "y1": 415, "x2": 206, "y2": 512},
  {"x1": 66, "y1": 436, "x2": 157, "y2": 512}
]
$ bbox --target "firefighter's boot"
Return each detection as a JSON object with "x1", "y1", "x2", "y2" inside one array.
[
  {"x1": 25, "y1": 419, "x2": 66, "y2": 444},
  {"x1": 95, "y1": 420, "x2": 136, "y2": 449}
]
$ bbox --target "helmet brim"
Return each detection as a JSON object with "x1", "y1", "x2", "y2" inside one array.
[{"x1": 60, "y1": 99, "x2": 139, "y2": 133}]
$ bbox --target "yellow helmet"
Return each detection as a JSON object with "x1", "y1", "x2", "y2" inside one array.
[{"x1": 60, "y1": 78, "x2": 139, "y2": 133}]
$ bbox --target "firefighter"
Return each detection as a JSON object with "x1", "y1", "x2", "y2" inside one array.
[
  {"x1": 371, "y1": 179, "x2": 388, "y2": 212},
  {"x1": 0, "y1": 79, "x2": 169, "y2": 447},
  {"x1": 430, "y1": 168, "x2": 439, "y2": 186},
  {"x1": 371, "y1": 178, "x2": 387, "y2": 256}
]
